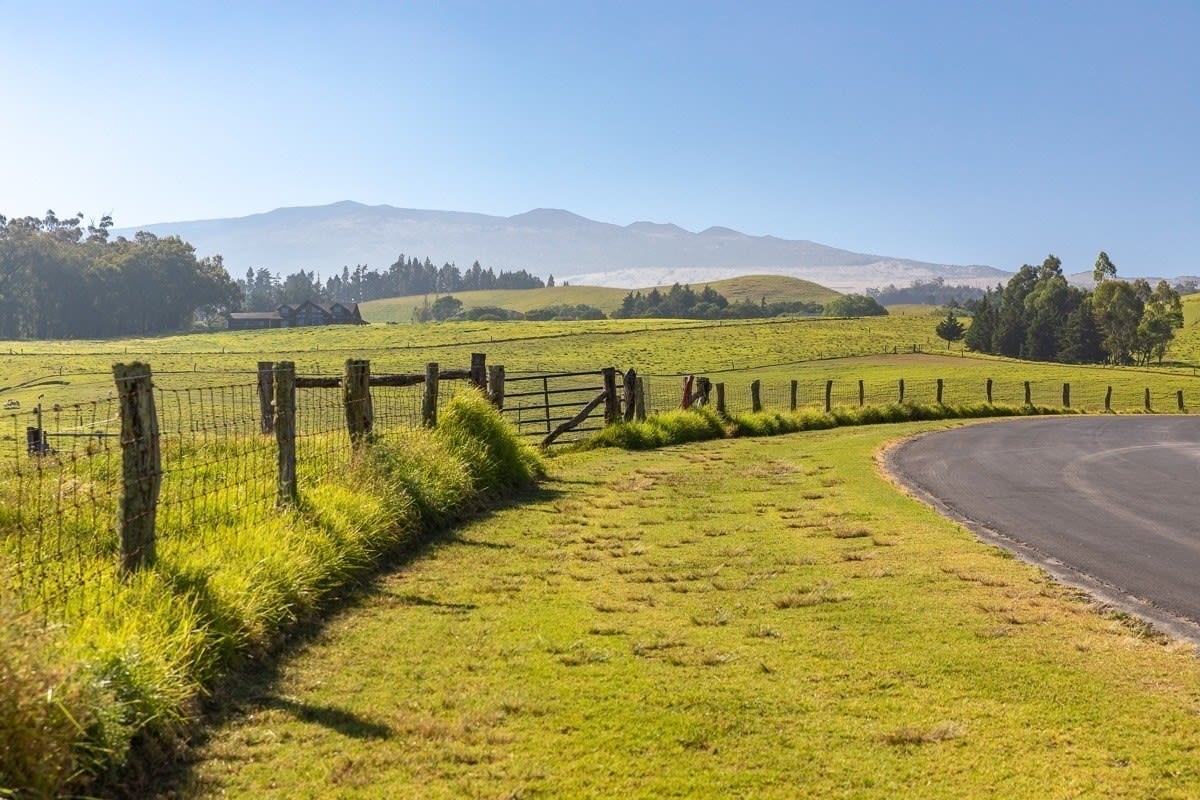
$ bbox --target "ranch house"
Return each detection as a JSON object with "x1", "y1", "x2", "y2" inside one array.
[{"x1": 226, "y1": 301, "x2": 366, "y2": 330}]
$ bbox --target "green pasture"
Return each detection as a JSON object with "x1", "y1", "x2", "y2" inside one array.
[
  {"x1": 359, "y1": 274, "x2": 841, "y2": 322},
  {"x1": 172, "y1": 425, "x2": 1200, "y2": 798},
  {"x1": 6, "y1": 307, "x2": 1200, "y2": 417},
  {"x1": 7, "y1": 303, "x2": 1200, "y2": 795}
]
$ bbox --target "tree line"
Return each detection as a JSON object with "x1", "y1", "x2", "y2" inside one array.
[
  {"x1": 964, "y1": 253, "x2": 1183, "y2": 365},
  {"x1": 611, "y1": 283, "x2": 827, "y2": 320},
  {"x1": 0, "y1": 212, "x2": 238, "y2": 338},
  {"x1": 238, "y1": 257, "x2": 545, "y2": 311}
]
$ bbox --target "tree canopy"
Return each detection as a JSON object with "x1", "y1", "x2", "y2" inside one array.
[
  {"x1": 965, "y1": 253, "x2": 1182, "y2": 365},
  {"x1": 0, "y1": 212, "x2": 238, "y2": 338},
  {"x1": 612, "y1": 283, "x2": 821, "y2": 320}
]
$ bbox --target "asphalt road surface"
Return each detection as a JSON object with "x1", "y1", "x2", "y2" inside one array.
[{"x1": 888, "y1": 416, "x2": 1200, "y2": 637}]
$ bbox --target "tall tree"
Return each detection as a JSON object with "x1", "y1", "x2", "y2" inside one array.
[
  {"x1": 1093, "y1": 251, "x2": 1117, "y2": 284},
  {"x1": 935, "y1": 310, "x2": 966, "y2": 348}
]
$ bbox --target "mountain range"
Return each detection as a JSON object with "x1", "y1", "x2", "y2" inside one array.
[{"x1": 116, "y1": 201, "x2": 1012, "y2": 293}]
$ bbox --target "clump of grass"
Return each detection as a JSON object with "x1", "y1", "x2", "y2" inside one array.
[
  {"x1": 730, "y1": 402, "x2": 1077, "y2": 437},
  {"x1": 579, "y1": 407, "x2": 726, "y2": 450},
  {"x1": 881, "y1": 721, "x2": 967, "y2": 746},
  {"x1": 0, "y1": 600, "x2": 110, "y2": 798}
]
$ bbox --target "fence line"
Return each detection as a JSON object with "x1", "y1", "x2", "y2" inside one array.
[{"x1": 3, "y1": 355, "x2": 1196, "y2": 624}]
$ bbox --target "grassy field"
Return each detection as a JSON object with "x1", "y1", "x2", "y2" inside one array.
[
  {"x1": 168, "y1": 424, "x2": 1200, "y2": 798},
  {"x1": 5, "y1": 306, "x2": 1200, "y2": 415},
  {"x1": 8, "y1": 305, "x2": 1200, "y2": 795},
  {"x1": 359, "y1": 274, "x2": 842, "y2": 323}
]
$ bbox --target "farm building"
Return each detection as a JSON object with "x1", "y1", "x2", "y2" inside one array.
[{"x1": 226, "y1": 301, "x2": 366, "y2": 330}]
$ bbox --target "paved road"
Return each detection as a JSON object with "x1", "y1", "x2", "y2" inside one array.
[{"x1": 888, "y1": 416, "x2": 1200, "y2": 635}]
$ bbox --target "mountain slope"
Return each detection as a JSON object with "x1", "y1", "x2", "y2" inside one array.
[{"x1": 116, "y1": 201, "x2": 1010, "y2": 293}]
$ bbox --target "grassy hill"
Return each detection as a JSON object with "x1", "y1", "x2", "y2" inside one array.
[{"x1": 360, "y1": 274, "x2": 841, "y2": 323}]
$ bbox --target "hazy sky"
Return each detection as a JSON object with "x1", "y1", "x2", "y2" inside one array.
[{"x1": 2, "y1": 1, "x2": 1197, "y2": 276}]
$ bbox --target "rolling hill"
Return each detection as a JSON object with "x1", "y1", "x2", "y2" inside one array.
[{"x1": 360, "y1": 274, "x2": 841, "y2": 323}]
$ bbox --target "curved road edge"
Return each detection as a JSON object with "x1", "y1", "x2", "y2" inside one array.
[{"x1": 879, "y1": 423, "x2": 1200, "y2": 647}]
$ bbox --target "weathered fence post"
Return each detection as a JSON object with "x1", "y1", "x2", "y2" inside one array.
[
  {"x1": 542, "y1": 376, "x2": 552, "y2": 434},
  {"x1": 986, "y1": 378, "x2": 993, "y2": 405},
  {"x1": 936, "y1": 378, "x2": 944, "y2": 405},
  {"x1": 257, "y1": 361, "x2": 275, "y2": 434},
  {"x1": 635, "y1": 377, "x2": 647, "y2": 421},
  {"x1": 751, "y1": 380, "x2": 762, "y2": 413},
  {"x1": 343, "y1": 358, "x2": 373, "y2": 447},
  {"x1": 1024, "y1": 381, "x2": 1032, "y2": 406},
  {"x1": 487, "y1": 365, "x2": 505, "y2": 409},
  {"x1": 623, "y1": 368, "x2": 637, "y2": 422},
  {"x1": 715, "y1": 382, "x2": 726, "y2": 416},
  {"x1": 603, "y1": 367, "x2": 621, "y2": 424},
  {"x1": 1145, "y1": 388, "x2": 1152, "y2": 412},
  {"x1": 1178, "y1": 390, "x2": 1185, "y2": 411},
  {"x1": 114, "y1": 362, "x2": 161, "y2": 574},
  {"x1": 423, "y1": 363, "x2": 440, "y2": 427},
  {"x1": 825, "y1": 380, "x2": 833, "y2": 413},
  {"x1": 1104, "y1": 386, "x2": 1113, "y2": 412},
  {"x1": 274, "y1": 361, "x2": 298, "y2": 506},
  {"x1": 790, "y1": 380, "x2": 798, "y2": 411},
  {"x1": 898, "y1": 379, "x2": 905, "y2": 404},
  {"x1": 470, "y1": 353, "x2": 487, "y2": 391},
  {"x1": 1062, "y1": 382, "x2": 1070, "y2": 408},
  {"x1": 858, "y1": 379, "x2": 865, "y2": 407}
]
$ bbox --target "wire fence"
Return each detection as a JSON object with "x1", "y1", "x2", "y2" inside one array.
[
  {"x1": 3, "y1": 356, "x2": 1196, "y2": 624},
  {"x1": 640, "y1": 375, "x2": 1191, "y2": 416},
  {"x1": 0, "y1": 358, "x2": 493, "y2": 623}
]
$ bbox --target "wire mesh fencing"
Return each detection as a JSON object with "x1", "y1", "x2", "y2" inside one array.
[{"x1": 0, "y1": 356, "x2": 499, "y2": 624}]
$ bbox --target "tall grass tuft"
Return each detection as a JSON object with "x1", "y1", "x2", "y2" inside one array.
[
  {"x1": 580, "y1": 407, "x2": 728, "y2": 450},
  {"x1": 730, "y1": 402, "x2": 1077, "y2": 437}
]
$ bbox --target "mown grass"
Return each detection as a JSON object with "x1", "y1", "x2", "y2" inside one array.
[
  {"x1": 0, "y1": 393, "x2": 542, "y2": 798},
  {"x1": 168, "y1": 424, "x2": 1200, "y2": 797}
]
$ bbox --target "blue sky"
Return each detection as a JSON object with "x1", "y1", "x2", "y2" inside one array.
[{"x1": 1, "y1": 1, "x2": 1197, "y2": 277}]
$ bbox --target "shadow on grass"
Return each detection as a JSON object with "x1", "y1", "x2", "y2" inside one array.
[
  {"x1": 131, "y1": 481, "x2": 565, "y2": 800},
  {"x1": 261, "y1": 695, "x2": 394, "y2": 741}
]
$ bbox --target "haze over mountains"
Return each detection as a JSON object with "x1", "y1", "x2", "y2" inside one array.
[{"x1": 118, "y1": 201, "x2": 1012, "y2": 293}]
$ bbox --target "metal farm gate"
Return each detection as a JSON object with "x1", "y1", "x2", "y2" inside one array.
[{"x1": 501, "y1": 369, "x2": 625, "y2": 446}]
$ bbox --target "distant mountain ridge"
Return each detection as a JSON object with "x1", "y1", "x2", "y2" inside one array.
[{"x1": 115, "y1": 201, "x2": 1011, "y2": 293}]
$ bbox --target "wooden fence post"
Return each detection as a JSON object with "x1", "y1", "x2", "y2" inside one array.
[
  {"x1": 1062, "y1": 382, "x2": 1070, "y2": 408},
  {"x1": 858, "y1": 379, "x2": 865, "y2": 407},
  {"x1": 488, "y1": 365, "x2": 505, "y2": 409},
  {"x1": 423, "y1": 362, "x2": 440, "y2": 427},
  {"x1": 257, "y1": 361, "x2": 275, "y2": 434},
  {"x1": 274, "y1": 361, "x2": 297, "y2": 506},
  {"x1": 751, "y1": 379, "x2": 762, "y2": 413},
  {"x1": 635, "y1": 377, "x2": 647, "y2": 421},
  {"x1": 986, "y1": 378, "x2": 993, "y2": 405},
  {"x1": 343, "y1": 358, "x2": 373, "y2": 447},
  {"x1": 790, "y1": 380, "x2": 798, "y2": 411},
  {"x1": 898, "y1": 379, "x2": 905, "y2": 404},
  {"x1": 602, "y1": 367, "x2": 621, "y2": 424},
  {"x1": 715, "y1": 382, "x2": 726, "y2": 416},
  {"x1": 1024, "y1": 381, "x2": 1032, "y2": 406},
  {"x1": 936, "y1": 378, "x2": 944, "y2": 405},
  {"x1": 1104, "y1": 386, "x2": 1113, "y2": 412},
  {"x1": 470, "y1": 353, "x2": 487, "y2": 391},
  {"x1": 623, "y1": 368, "x2": 637, "y2": 422},
  {"x1": 825, "y1": 380, "x2": 833, "y2": 413},
  {"x1": 114, "y1": 362, "x2": 161, "y2": 574},
  {"x1": 1177, "y1": 390, "x2": 1185, "y2": 411},
  {"x1": 1144, "y1": 388, "x2": 1151, "y2": 412}
]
